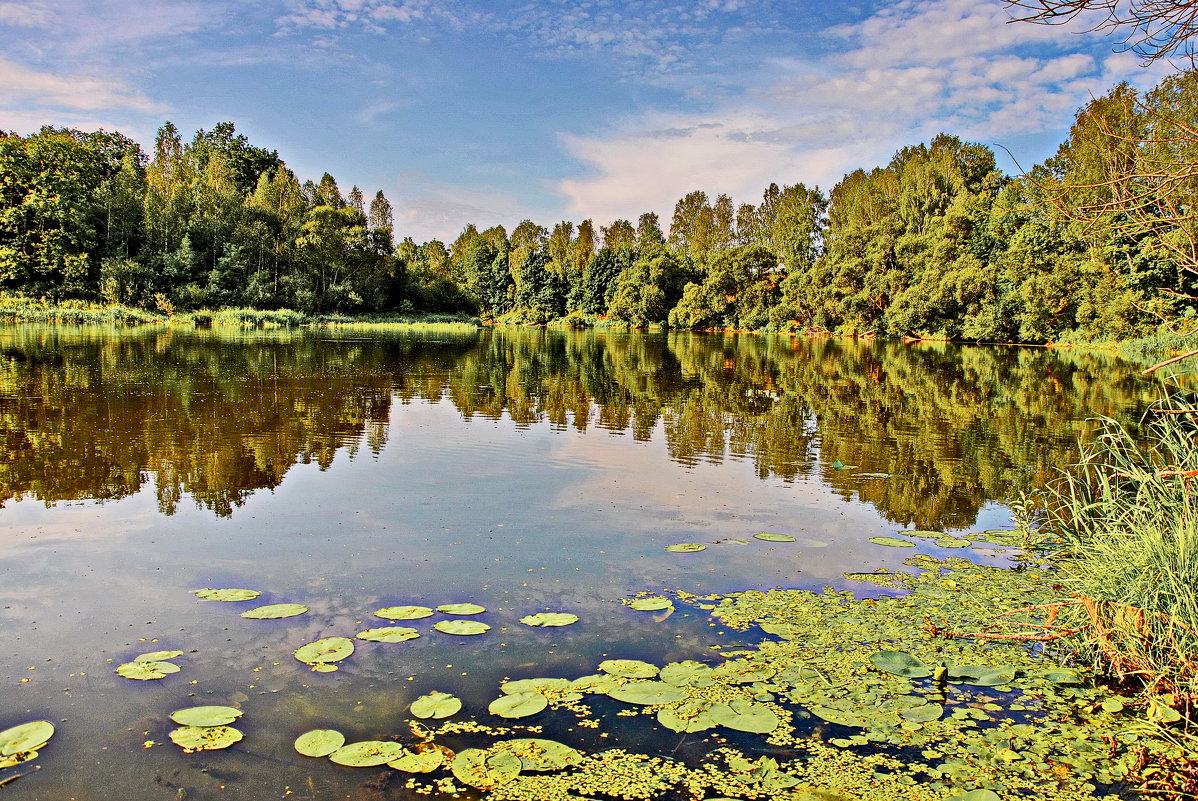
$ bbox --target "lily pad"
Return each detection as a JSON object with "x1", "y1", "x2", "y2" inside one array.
[
  {"x1": 608, "y1": 680, "x2": 686, "y2": 705},
  {"x1": 659, "y1": 660, "x2": 715, "y2": 687},
  {"x1": 329, "y1": 740, "x2": 405, "y2": 767},
  {"x1": 293, "y1": 636, "x2": 355, "y2": 667},
  {"x1": 658, "y1": 700, "x2": 717, "y2": 733},
  {"x1": 493, "y1": 738, "x2": 583, "y2": 772},
  {"x1": 0, "y1": 750, "x2": 37, "y2": 769},
  {"x1": 388, "y1": 743, "x2": 446, "y2": 773},
  {"x1": 948, "y1": 791, "x2": 1001, "y2": 801},
  {"x1": 853, "y1": 472, "x2": 892, "y2": 479},
  {"x1": 628, "y1": 597, "x2": 673, "y2": 611},
  {"x1": 830, "y1": 460, "x2": 858, "y2": 470},
  {"x1": 169, "y1": 725, "x2": 243, "y2": 752},
  {"x1": 489, "y1": 691, "x2": 548, "y2": 719},
  {"x1": 356, "y1": 626, "x2": 421, "y2": 643},
  {"x1": 900, "y1": 702, "x2": 944, "y2": 723},
  {"x1": 570, "y1": 673, "x2": 620, "y2": 693},
  {"x1": 712, "y1": 661, "x2": 776, "y2": 684},
  {"x1": 451, "y1": 748, "x2": 521, "y2": 789},
  {"x1": 294, "y1": 729, "x2": 345, "y2": 757},
  {"x1": 375, "y1": 605, "x2": 434, "y2": 620},
  {"x1": 946, "y1": 665, "x2": 1016, "y2": 686},
  {"x1": 433, "y1": 620, "x2": 490, "y2": 636},
  {"x1": 869, "y1": 650, "x2": 933, "y2": 678},
  {"x1": 411, "y1": 691, "x2": 462, "y2": 719},
  {"x1": 240, "y1": 603, "x2": 308, "y2": 619},
  {"x1": 809, "y1": 706, "x2": 868, "y2": 728},
  {"x1": 709, "y1": 699, "x2": 780, "y2": 733},
  {"x1": 754, "y1": 532, "x2": 797, "y2": 542},
  {"x1": 0, "y1": 721, "x2": 54, "y2": 755},
  {"x1": 519, "y1": 612, "x2": 578, "y2": 627},
  {"x1": 868, "y1": 536, "x2": 916, "y2": 548},
  {"x1": 501, "y1": 678, "x2": 573, "y2": 695},
  {"x1": 169, "y1": 706, "x2": 243, "y2": 727},
  {"x1": 934, "y1": 536, "x2": 973, "y2": 548},
  {"x1": 133, "y1": 650, "x2": 184, "y2": 662},
  {"x1": 116, "y1": 660, "x2": 180, "y2": 680},
  {"x1": 665, "y1": 543, "x2": 706, "y2": 552},
  {"x1": 1037, "y1": 668, "x2": 1083, "y2": 685},
  {"x1": 195, "y1": 588, "x2": 260, "y2": 602},
  {"x1": 598, "y1": 659, "x2": 659, "y2": 679},
  {"x1": 436, "y1": 602, "x2": 486, "y2": 615}
]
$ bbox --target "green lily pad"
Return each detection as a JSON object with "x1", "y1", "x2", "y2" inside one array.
[
  {"x1": 240, "y1": 603, "x2": 308, "y2": 619},
  {"x1": 294, "y1": 729, "x2": 345, "y2": 757},
  {"x1": 869, "y1": 650, "x2": 933, "y2": 678},
  {"x1": 519, "y1": 612, "x2": 578, "y2": 627},
  {"x1": 169, "y1": 725, "x2": 243, "y2": 752},
  {"x1": 116, "y1": 660, "x2": 180, "y2": 680},
  {"x1": 0, "y1": 721, "x2": 54, "y2": 755},
  {"x1": 809, "y1": 706, "x2": 868, "y2": 727},
  {"x1": 628, "y1": 597, "x2": 674, "y2": 611},
  {"x1": 169, "y1": 706, "x2": 243, "y2": 727},
  {"x1": 328, "y1": 740, "x2": 405, "y2": 766},
  {"x1": 709, "y1": 699, "x2": 780, "y2": 733},
  {"x1": 388, "y1": 743, "x2": 446, "y2": 773},
  {"x1": 948, "y1": 791, "x2": 1001, "y2": 801},
  {"x1": 501, "y1": 678, "x2": 573, "y2": 695},
  {"x1": 658, "y1": 700, "x2": 717, "y2": 732},
  {"x1": 853, "y1": 472, "x2": 892, "y2": 479},
  {"x1": 570, "y1": 674, "x2": 620, "y2": 693},
  {"x1": 712, "y1": 661, "x2": 776, "y2": 684},
  {"x1": 0, "y1": 750, "x2": 37, "y2": 769},
  {"x1": 607, "y1": 680, "x2": 687, "y2": 705},
  {"x1": 830, "y1": 460, "x2": 858, "y2": 470},
  {"x1": 1037, "y1": 668, "x2": 1083, "y2": 685},
  {"x1": 760, "y1": 621, "x2": 803, "y2": 639},
  {"x1": 311, "y1": 663, "x2": 339, "y2": 673},
  {"x1": 133, "y1": 650, "x2": 184, "y2": 662},
  {"x1": 433, "y1": 620, "x2": 491, "y2": 635},
  {"x1": 598, "y1": 659, "x2": 659, "y2": 679},
  {"x1": 411, "y1": 691, "x2": 462, "y2": 719},
  {"x1": 375, "y1": 605, "x2": 434, "y2": 620},
  {"x1": 1101, "y1": 699, "x2": 1125, "y2": 713},
  {"x1": 906, "y1": 530, "x2": 943, "y2": 538},
  {"x1": 665, "y1": 543, "x2": 706, "y2": 552},
  {"x1": 660, "y1": 660, "x2": 715, "y2": 687},
  {"x1": 493, "y1": 738, "x2": 583, "y2": 772},
  {"x1": 947, "y1": 665, "x2": 1016, "y2": 686},
  {"x1": 293, "y1": 636, "x2": 354, "y2": 666},
  {"x1": 436, "y1": 603, "x2": 486, "y2": 615},
  {"x1": 195, "y1": 588, "x2": 260, "y2": 602},
  {"x1": 356, "y1": 626, "x2": 421, "y2": 643},
  {"x1": 489, "y1": 691, "x2": 548, "y2": 719},
  {"x1": 754, "y1": 532, "x2": 797, "y2": 542},
  {"x1": 900, "y1": 702, "x2": 944, "y2": 723},
  {"x1": 934, "y1": 536, "x2": 973, "y2": 548},
  {"x1": 868, "y1": 536, "x2": 916, "y2": 547},
  {"x1": 451, "y1": 748, "x2": 521, "y2": 789}
]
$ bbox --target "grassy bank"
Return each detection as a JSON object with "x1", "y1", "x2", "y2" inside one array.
[{"x1": 0, "y1": 297, "x2": 480, "y2": 332}]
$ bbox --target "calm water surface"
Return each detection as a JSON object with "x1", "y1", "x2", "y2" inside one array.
[{"x1": 0, "y1": 325, "x2": 1157, "y2": 800}]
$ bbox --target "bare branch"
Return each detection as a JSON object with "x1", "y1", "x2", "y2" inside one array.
[{"x1": 1006, "y1": 0, "x2": 1198, "y2": 65}]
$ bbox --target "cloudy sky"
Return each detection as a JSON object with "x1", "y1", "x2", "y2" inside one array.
[{"x1": 0, "y1": 0, "x2": 1173, "y2": 242}]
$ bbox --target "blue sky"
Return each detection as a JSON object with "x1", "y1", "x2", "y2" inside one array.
[{"x1": 0, "y1": 0, "x2": 1173, "y2": 242}]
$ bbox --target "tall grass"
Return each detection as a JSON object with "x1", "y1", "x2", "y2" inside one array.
[{"x1": 1049, "y1": 392, "x2": 1198, "y2": 706}]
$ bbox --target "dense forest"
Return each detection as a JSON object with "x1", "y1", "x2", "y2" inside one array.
[{"x1": 2, "y1": 71, "x2": 1197, "y2": 343}]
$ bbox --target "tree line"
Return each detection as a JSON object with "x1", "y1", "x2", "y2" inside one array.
[{"x1": 2, "y1": 70, "x2": 1196, "y2": 342}]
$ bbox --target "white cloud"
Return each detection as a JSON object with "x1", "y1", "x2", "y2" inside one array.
[
  {"x1": 0, "y1": 58, "x2": 165, "y2": 115},
  {"x1": 0, "y1": 1, "x2": 52, "y2": 26},
  {"x1": 552, "y1": 0, "x2": 1162, "y2": 229},
  {"x1": 389, "y1": 173, "x2": 536, "y2": 243}
]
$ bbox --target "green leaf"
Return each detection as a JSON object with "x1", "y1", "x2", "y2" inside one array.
[
  {"x1": 712, "y1": 661, "x2": 776, "y2": 684},
  {"x1": 433, "y1": 620, "x2": 490, "y2": 636},
  {"x1": 133, "y1": 650, "x2": 184, "y2": 662},
  {"x1": 754, "y1": 532, "x2": 797, "y2": 542},
  {"x1": 388, "y1": 743, "x2": 445, "y2": 773},
  {"x1": 0, "y1": 721, "x2": 54, "y2": 755},
  {"x1": 169, "y1": 726, "x2": 243, "y2": 752},
  {"x1": 868, "y1": 536, "x2": 916, "y2": 548},
  {"x1": 328, "y1": 740, "x2": 405, "y2": 766},
  {"x1": 947, "y1": 791, "x2": 1001, "y2": 801},
  {"x1": 501, "y1": 678, "x2": 573, "y2": 695},
  {"x1": 658, "y1": 701, "x2": 717, "y2": 732},
  {"x1": 607, "y1": 681, "x2": 686, "y2": 705},
  {"x1": 493, "y1": 738, "x2": 582, "y2": 772},
  {"x1": 946, "y1": 665, "x2": 1016, "y2": 686},
  {"x1": 436, "y1": 602, "x2": 486, "y2": 615},
  {"x1": 411, "y1": 691, "x2": 462, "y2": 720},
  {"x1": 293, "y1": 636, "x2": 354, "y2": 666},
  {"x1": 869, "y1": 650, "x2": 933, "y2": 678},
  {"x1": 116, "y1": 660, "x2": 180, "y2": 680},
  {"x1": 374, "y1": 605, "x2": 434, "y2": 620},
  {"x1": 519, "y1": 612, "x2": 578, "y2": 627},
  {"x1": 665, "y1": 543, "x2": 706, "y2": 552},
  {"x1": 451, "y1": 748, "x2": 521, "y2": 789},
  {"x1": 934, "y1": 536, "x2": 972, "y2": 548},
  {"x1": 659, "y1": 660, "x2": 715, "y2": 687},
  {"x1": 489, "y1": 691, "x2": 548, "y2": 719},
  {"x1": 294, "y1": 729, "x2": 345, "y2": 758},
  {"x1": 628, "y1": 597, "x2": 674, "y2": 611},
  {"x1": 900, "y1": 702, "x2": 944, "y2": 723},
  {"x1": 1037, "y1": 668, "x2": 1082, "y2": 685},
  {"x1": 356, "y1": 626, "x2": 421, "y2": 643},
  {"x1": 169, "y1": 706, "x2": 243, "y2": 727},
  {"x1": 598, "y1": 659, "x2": 659, "y2": 679},
  {"x1": 240, "y1": 603, "x2": 308, "y2": 619},
  {"x1": 830, "y1": 460, "x2": 857, "y2": 470},
  {"x1": 709, "y1": 699, "x2": 780, "y2": 733},
  {"x1": 195, "y1": 588, "x2": 260, "y2": 602}
]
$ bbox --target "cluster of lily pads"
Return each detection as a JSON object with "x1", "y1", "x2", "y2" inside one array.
[
  {"x1": 0, "y1": 720, "x2": 54, "y2": 772},
  {"x1": 167, "y1": 705, "x2": 245, "y2": 753},
  {"x1": 115, "y1": 649, "x2": 186, "y2": 681},
  {"x1": 666, "y1": 531, "x2": 823, "y2": 553}
]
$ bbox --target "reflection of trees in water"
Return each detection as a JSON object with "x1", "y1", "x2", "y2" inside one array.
[{"x1": 0, "y1": 326, "x2": 1153, "y2": 526}]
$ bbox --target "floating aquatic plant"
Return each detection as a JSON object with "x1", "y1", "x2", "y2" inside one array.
[
  {"x1": 518, "y1": 612, "x2": 578, "y2": 627},
  {"x1": 437, "y1": 603, "x2": 486, "y2": 615},
  {"x1": 195, "y1": 588, "x2": 260, "y2": 602},
  {"x1": 294, "y1": 729, "x2": 345, "y2": 757},
  {"x1": 293, "y1": 636, "x2": 354, "y2": 671},
  {"x1": 411, "y1": 691, "x2": 463, "y2": 719},
  {"x1": 0, "y1": 721, "x2": 53, "y2": 756},
  {"x1": 665, "y1": 543, "x2": 706, "y2": 552},
  {"x1": 754, "y1": 532, "x2": 797, "y2": 542},
  {"x1": 169, "y1": 725, "x2": 242, "y2": 752},
  {"x1": 628, "y1": 597, "x2": 673, "y2": 611},
  {"x1": 375, "y1": 605, "x2": 434, "y2": 620},
  {"x1": 240, "y1": 603, "x2": 308, "y2": 619},
  {"x1": 433, "y1": 620, "x2": 490, "y2": 635},
  {"x1": 328, "y1": 740, "x2": 404, "y2": 767},
  {"x1": 356, "y1": 626, "x2": 420, "y2": 643},
  {"x1": 169, "y1": 706, "x2": 243, "y2": 727},
  {"x1": 488, "y1": 691, "x2": 548, "y2": 718}
]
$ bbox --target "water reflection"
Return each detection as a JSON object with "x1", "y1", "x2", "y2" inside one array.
[{"x1": 0, "y1": 325, "x2": 1154, "y2": 528}]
